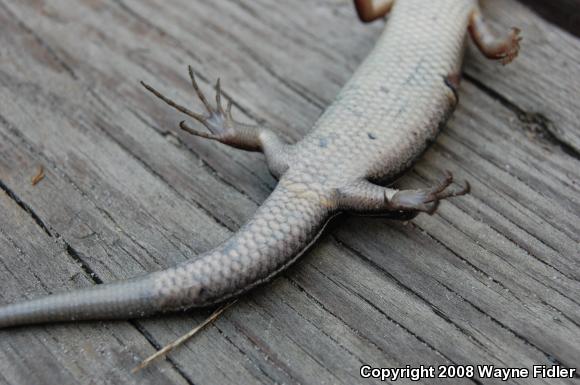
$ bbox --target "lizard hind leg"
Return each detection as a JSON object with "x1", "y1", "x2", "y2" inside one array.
[
  {"x1": 468, "y1": 8, "x2": 521, "y2": 65},
  {"x1": 338, "y1": 171, "x2": 470, "y2": 218}
]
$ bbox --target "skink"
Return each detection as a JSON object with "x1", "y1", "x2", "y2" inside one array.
[{"x1": 0, "y1": 0, "x2": 520, "y2": 328}]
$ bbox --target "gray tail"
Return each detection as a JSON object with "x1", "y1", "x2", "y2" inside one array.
[{"x1": 0, "y1": 274, "x2": 160, "y2": 329}]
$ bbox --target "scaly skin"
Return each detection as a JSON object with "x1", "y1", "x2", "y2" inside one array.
[{"x1": 0, "y1": 0, "x2": 520, "y2": 328}]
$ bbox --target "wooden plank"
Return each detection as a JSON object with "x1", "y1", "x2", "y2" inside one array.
[
  {"x1": 0, "y1": 0, "x2": 578, "y2": 384},
  {"x1": 0, "y1": 21, "x2": 457, "y2": 385},
  {"x1": 466, "y1": 0, "x2": 580, "y2": 155},
  {"x1": 0, "y1": 186, "x2": 191, "y2": 385},
  {"x1": 518, "y1": 0, "x2": 580, "y2": 38}
]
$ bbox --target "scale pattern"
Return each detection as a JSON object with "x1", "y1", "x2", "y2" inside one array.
[
  {"x1": 298, "y1": 0, "x2": 474, "y2": 183},
  {"x1": 0, "y1": 0, "x2": 478, "y2": 328}
]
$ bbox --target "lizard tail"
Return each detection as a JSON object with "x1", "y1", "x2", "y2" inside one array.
[
  {"x1": 0, "y1": 274, "x2": 161, "y2": 329},
  {"x1": 0, "y1": 181, "x2": 333, "y2": 329}
]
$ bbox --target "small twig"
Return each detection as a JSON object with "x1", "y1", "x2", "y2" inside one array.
[
  {"x1": 132, "y1": 299, "x2": 237, "y2": 373},
  {"x1": 31, "y1": 165, "x2": 45, "y2": 186}
]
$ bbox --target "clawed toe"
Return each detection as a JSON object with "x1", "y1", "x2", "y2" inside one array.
[
  {"x1": 185, "y1": 66, "x2": 232, "y2": 135},
  {"x1": 142, "y1": 66, "x2": 282, "y2": 154},
  {"x1": 500, "y1": 28, "x2": 521, "y2": 65},
  {"x1": 140, "y1": 80, "x2": 205, "y2": 122},
  {"x1": 389, "y1": 171, "x2": 470, "y2": 215},
  {"x1": 434, "y1": 180, "x2": 470, "y2": 201},
  {"x1": 428, "y1": 170, "x2": 453, "y2": 196},
  {"x1": 141, "y1": 65, "x2": 234, "y2": 140},
  {"x1": 188, "y1": 65, "x2": 213, "y2": 114},
  {"x1": 426, "y1": 171, "x2": 470, "y2": 202},
  {"x1": 179, "y1": 121, "x2": 218, "y2": 140}
]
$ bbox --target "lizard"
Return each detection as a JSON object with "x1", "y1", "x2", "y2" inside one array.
[{"x1": 0, "y1": 0, "x2": 520, "y2": 328}]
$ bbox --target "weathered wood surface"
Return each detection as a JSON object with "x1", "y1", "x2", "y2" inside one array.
[
  {"x1": 0, "y1": 0, "x2": 578, "y2": 384},
  {"x1": 518, "y1": 0, "x2": 580, "y2": 37}
]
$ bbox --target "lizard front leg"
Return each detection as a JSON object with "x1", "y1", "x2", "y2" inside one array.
[
  {"x1": 142, "y1": 66, "x2": 293, "y2": 178},
  {"x1": 338, "y1": 171, "x2": 470, "y2": 218},
  {"x1": 353, "y1": 0, "x2": 394, "y2": 23},
  {"x1": 468, "y1": 7, "x2": 521, "y2": 65}
]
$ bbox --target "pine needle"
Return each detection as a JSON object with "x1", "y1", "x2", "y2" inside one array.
[{"x1": 132, "y1": 299, "x2": 237, "y2": 373}]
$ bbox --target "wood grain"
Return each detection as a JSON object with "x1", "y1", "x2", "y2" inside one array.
[
  {"x1": 518, "y1": 0, "x2": 580, "y2": 38},
  {"x1": 0, "y1": 0, "x2": 578, "y2": 384}
]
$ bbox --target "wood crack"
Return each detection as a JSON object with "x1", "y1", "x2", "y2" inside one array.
[
  {"x1": 464, "y1": 73, "x2": 580, "y2": 159},
  {"x1": 0, "y1": 175, "x2": 101, "y2": 288},
  {"x1": 0, "y1": 119, "x2": 203, "y2": 385},
  {"x1": 0, "y1": 178, "x2": 52, "y2": 238}
]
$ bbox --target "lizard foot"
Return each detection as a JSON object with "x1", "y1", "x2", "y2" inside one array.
[
  {"x1": 142, "y1": 66, "x2": 291, "y2": 162},
  {"x1": 498, "y1": 27, "x2": 521, "y2": 65},
  {"x1": 468, "y1": 10, "x2": 522, "y2": 65},
  {"x1": 388, "y1": 171, "x2": 470, "y2": 215},
  {"x1": 142, "y1": 66, "x2": 255, "y2": 148}
]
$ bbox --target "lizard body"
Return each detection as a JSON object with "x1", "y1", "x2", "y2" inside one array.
[{"x1": 0, "y1": 0, "x2": 520, "y2": 328}]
